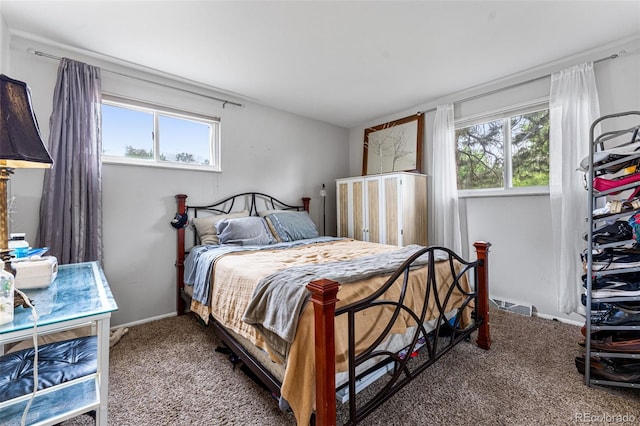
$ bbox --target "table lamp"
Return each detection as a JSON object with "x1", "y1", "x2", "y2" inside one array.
[{"x1": 0, "y1": 74, "x2": 53, "y2": 272}]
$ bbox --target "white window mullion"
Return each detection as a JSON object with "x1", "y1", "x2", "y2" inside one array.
[
  {"x1": 504, "y1": 118, "x2": 512, "y2": 189},
  {"x1": 153, "y1": 112, "x2": 160, "y2": 161},
  {"x1": 210, "y1": 123, "x2": 218, "y2": 169}
]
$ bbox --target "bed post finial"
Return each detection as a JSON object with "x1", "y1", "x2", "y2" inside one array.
[
  {"x1": 307, "y1": 278, "x2": 339, "y2": 426},
  {"x1": 302, "y1": 197, "x2": 311, "y2": 213},
  {"x1": 473, "y1": 241, "x2": 491, "y2": 350},
  {"x1": 176, "y1": 194, "x2": 188, "y2": 315}
]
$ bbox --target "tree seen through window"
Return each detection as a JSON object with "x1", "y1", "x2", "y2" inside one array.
[{"x1": 456, "y1": 109, "x2": 549, "y2": 190}]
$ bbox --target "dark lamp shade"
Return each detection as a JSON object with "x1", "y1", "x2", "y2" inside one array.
[{"x1": 0, "y1": 74, "x2": 53, "y2": 169}]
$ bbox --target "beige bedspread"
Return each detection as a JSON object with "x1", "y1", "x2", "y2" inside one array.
[{"x1": 190, "y1": 239, "x2": 471, "y2": 425}]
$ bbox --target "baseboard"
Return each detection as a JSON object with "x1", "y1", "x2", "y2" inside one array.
[
  {"x1": 533, "y1": 312, "x2": 583, "y2": 327},
  {"x1": 489, "y1": 297, "x2": 532, "y2": 317},
  {"x1": 113, "y1": 312, "x2": 177, "y2": 330},
  {"x1": 113, "y1": 308, "x2": 584, "y2": 330},
  {"x1": 490, "y1": 297, "x2": 583, "y2": 326}
]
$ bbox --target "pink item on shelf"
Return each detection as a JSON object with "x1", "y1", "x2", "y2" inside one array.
[{"x1": 593, "y1": 172, "x2": 640, "y2": 199}]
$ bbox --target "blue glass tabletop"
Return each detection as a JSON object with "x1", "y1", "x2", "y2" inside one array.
[{"x1": 0, "y1": 261, "x2": 118, "y2": 335}]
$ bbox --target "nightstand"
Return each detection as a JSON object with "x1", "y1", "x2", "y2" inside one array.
[{"x1": 0, "y1": 261, "x2": 118, "y2": 425}]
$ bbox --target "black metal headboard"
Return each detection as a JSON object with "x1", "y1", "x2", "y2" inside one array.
[
  {"x1": 184, "y1": 192, "x2": 310, "y2": 247},
  {"x1": 189, "y1": 191, "x2": 308, "y2": 216}
]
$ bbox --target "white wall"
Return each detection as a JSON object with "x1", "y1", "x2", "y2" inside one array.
[
  {"x1": 7, "y1": 34, "x2": 349, "y2": 326},
  {"x1": 348, "y1": 37, "x2": 640, "y2": 324},
  {"x1": 0, "y1": 12, "x2": 7, "y2": 73}
]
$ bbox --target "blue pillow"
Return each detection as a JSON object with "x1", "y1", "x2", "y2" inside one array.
[
  {"x1": 216, "y1": 216, "x2": 275, "y2": 246},
  {"x1": 265, "y1": 211, "x2": 319, "y2": 242}
]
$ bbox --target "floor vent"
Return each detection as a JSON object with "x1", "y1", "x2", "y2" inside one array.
[{"x1": 489, "y1": 298, "x2": 533, "y2": 317}]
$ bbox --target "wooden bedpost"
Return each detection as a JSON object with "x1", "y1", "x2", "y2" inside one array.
[
  {"x1": 473, "y1": 241, "x2": 491, "y2": 350},
  {"x1": 307, "y1": 278, "x2": 340, "y2": 426},
  {"x1": 175, "y1": 194, "x2": 188, "y2": 315},
  {"x1": 302, "y1": 196, "x2": 311, "y2": 213}
]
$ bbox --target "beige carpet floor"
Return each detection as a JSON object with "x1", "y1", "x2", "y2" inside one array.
[{"x1": 60, "y1": 309, "x2": 639, "y2": 425}]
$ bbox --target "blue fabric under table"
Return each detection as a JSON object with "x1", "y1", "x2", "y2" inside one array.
[{"x1": 0, "y1": 336, "x2": 97, "y2": 402}]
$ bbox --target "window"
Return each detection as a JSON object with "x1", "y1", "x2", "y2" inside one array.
[
  {"x1": 455, "y1": 106, "x2": 549, "y2": 191},
  {"x1": 101, "y1": 95, "x2": 220, "y2": 171}
]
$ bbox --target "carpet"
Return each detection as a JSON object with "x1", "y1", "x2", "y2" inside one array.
[{"x1": 59, "y1": 309, "x2": 639, "y2": 425}]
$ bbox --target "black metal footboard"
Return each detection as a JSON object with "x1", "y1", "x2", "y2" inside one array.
[{"x1": 334, "y1": 246, "x2": 485, "y2": 425}]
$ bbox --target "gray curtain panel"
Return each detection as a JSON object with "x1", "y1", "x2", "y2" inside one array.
[{"x1": 36, "y1": 58, "x2": 103, "y2": 264}]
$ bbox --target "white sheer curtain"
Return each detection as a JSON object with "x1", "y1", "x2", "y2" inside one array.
[
  {"x1": 549, "y1": 62, "x2": 600, "y2": 314},
  {"x1": 432, "y1": 104, "x2": 462, "y2": 254}
]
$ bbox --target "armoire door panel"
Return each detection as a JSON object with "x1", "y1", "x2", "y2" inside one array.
[
  {"x1": 337, "y1": 182, "x2": 349, "y2": 238},
  {"x1": 353, "y1": 181, "x2": 364, "y2": 241},
  {"x1": 384, "y1": 176, "x2": 399, "y2": 246},
  {"x1": 366, "y1": 179, "x2": 381, "y2": 243},
  {"x1": 403, "y1": 176, "x2": 428, "y2": 246}
]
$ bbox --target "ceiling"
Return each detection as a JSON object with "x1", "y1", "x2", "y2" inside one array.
[{"x1": 1, "y1": 1, "x2": 639, "y2": 128}]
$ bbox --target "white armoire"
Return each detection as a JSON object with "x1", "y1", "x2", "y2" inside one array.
[{"x1": 335, "y1": 172, "x2": 427, "y2": 246}]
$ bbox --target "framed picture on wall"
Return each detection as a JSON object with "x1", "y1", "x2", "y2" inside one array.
[{"x1": 362, "y1": 113, "x2": 424, "y2": 175}]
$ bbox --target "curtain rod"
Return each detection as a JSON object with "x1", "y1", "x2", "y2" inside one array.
[
  {"x1": 419, "y1": 51, "x2": 625, "y2": 115},
  {"x1": 28, "y1": 48, "x2": 244, "y2": 109}
]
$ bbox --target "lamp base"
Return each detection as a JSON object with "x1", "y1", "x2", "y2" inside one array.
[{"x1": 0, "y1": 168, "x2": 13, "y2": 273}]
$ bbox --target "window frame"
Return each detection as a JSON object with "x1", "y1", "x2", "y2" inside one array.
[
  {"x1": 455, "y1": 99, "x2": 550, "y2": 198},
  {"x1": 101, "y1": 94, "x2": 221, "y2": 172}
]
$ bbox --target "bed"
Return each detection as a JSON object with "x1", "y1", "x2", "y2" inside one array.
[{"x1": 174, "y1": 192, "x2": 491, "y2": 425}]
